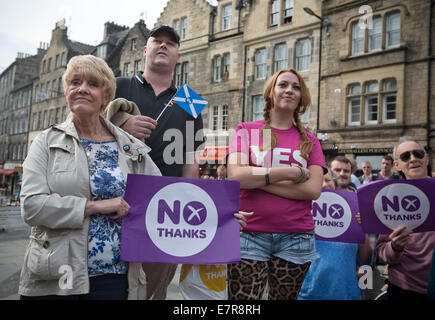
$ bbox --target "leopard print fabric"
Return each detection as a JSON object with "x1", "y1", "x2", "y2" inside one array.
[{"x1": 228, "y1": 257, "x2": 311, "y2": 300}]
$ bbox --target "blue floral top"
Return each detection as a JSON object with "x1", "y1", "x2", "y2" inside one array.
[{"x1": 80, "y1": 137, "x2": 128, "y2": 276}]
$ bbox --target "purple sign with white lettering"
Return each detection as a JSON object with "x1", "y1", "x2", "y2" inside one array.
[
  {"x1": 121, "y1": 174, "x2": 241, "y2": 264},
  {"x1": 312, "y1": 189, "x2": 365, "y2": 244},
  {"x1": 357, "y1": 178, "x2": 435, "y2": 234}
]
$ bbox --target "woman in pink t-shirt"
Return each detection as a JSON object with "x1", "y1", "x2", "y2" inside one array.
[{"x1": 227, "y1": 69, "x2": 327, "y2": 300}]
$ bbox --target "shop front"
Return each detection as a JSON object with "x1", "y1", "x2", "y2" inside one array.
[{"x1": 199, "y1": 146, "x2": 228, "y2": 178}]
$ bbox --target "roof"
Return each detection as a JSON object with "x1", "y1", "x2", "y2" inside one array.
[
  {"x1": 98, "y1": 29, "x2": 129, "y2": 46},
  {"x1": 67, "y1": 40, "x2": 95, "y2": 55}
]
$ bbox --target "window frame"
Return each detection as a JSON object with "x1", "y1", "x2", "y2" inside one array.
[
  {"x1": 351, "y1": 22, "x2": 365, "y2": 55},
  {"x1": 182, "y1": 62, "x2": 189, "y2": 84},
  {"x1": 221, "y1": 105, "x2": 229, "y2": 130},
  {"x1": 381, "y1": 78, "x2": 397, "y2": 123},
  {"x1": 123, "y1": 63, "x2": 131, "y2": 77},
  {"x1": 181, "y1": 17, "x2": 187, "y2": 40},
  {"x1": 273, "y1": 43, "x2": 288, "y2": 73},
  {"x1": 252, "y1": 95, "x2": 264, "y2": 121},
  {"x1": 269, "y1": 0, "x2": 280, "y2": 27},
  {"x1": 222, "y1": 4, "x2": 232, "y2": 31},
  {"x1": 368, "y1": 16, "x2": 382, "y2": 52},
  {"x1": 283, "y1": 0, "x2": 294, "y2": 24},
  {"x1": 131, "y1": 38, "x2": 137, "y2": 51},
  {"x1": 364, "y1": 82, "x2": 379, "y2": 125},
  {"x1": 255, "y1": 48, "x2": 267, "y2": 80},
  {"x1": 386, "y1": 11, "x2": 401, "y2": 48},
  {"x1": 213, "y1": 56, "x2": 222, "y2": 82},
  {"x1": 295, "y1": 39, "x2": 311, "y2": 72}
]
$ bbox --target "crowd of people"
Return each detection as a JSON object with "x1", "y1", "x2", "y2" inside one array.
[{"x1": 16, "y1": 24, "x2": 435, "y2": 300}]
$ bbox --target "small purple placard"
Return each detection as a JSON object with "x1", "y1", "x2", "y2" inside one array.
[
  {"x1": 312, "y1": 189, "x2": 365, "y2": 244},
  {"x1": 357, "y1": 178, "x2": 435, "y2": 234}
]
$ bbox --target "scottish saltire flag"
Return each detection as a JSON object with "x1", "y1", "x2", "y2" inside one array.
[{"x1": 172, "y1": 84, "x2": 208, "y2": 118}]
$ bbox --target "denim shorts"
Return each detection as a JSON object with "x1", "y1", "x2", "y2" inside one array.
[{"x1": 240, "y1": 231, "x2": 320, "y2": 265}]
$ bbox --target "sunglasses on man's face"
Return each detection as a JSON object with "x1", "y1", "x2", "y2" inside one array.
[{"x1": 398, "y1": 149, "x2": 426, "y2": 162}]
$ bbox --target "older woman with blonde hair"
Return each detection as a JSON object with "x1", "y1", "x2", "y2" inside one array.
[
  {"x1": 227, "y1": 69, "x2": 327, "y2": 300},
  {"x1": 18, "y1": 55, "x2": 161, "y2": 300}
]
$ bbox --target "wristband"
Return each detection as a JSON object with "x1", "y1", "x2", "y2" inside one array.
[
  {"x1": 294, "y1": 165, "x2": 305, "y2": 183},
  {"x1": 265, "y1": 167, "x2": 271, "y2": 186}
]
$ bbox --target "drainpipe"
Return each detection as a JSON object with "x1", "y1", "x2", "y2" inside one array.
[
  {"x1": 242, "y1": 45, "x2": 247, "y2": 122},
  {"x1": 427, "y1": 0, "x2": 434, "y2": 172}
]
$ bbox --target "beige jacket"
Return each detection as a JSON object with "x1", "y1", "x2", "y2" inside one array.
[
  {"x1": 18, "y1": 116, "x2": 161, "y2": 297},
  {"x1": 104, "y1": 97, "x2": 140, "y2": 128}
]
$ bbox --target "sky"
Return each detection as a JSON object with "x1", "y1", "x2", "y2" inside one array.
[{"x1": 0, "y1": 0, "x2": 170, "y2": 72}]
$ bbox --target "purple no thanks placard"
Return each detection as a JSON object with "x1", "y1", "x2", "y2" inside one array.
[
  {"x1": 121, "y1": 174, "x2": 241, "y2": 264},
  {"x1": 357, "y1": 178, "x2": 435, "y2": 234},
  {"x1": 312, "y1": 189, "x2": 365, "y2": 244}
]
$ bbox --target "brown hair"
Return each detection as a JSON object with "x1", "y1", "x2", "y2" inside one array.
[{"x1": 260, "y1": 69, "x2": 312, "y2": 159}]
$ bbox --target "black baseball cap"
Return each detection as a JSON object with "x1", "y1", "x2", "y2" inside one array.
[{"x1": 149, "y1": 25, "x2": 180, "y2": 46}]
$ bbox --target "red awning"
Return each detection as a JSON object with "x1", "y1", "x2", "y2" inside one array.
[
  {"x1": 0, "y1": 169, "x2": 15, "y2": 175},
  {"x1": 200, "y1": 146, "x2": 229, "y2": 162}
]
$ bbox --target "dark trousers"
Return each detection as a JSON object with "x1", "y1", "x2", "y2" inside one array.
[
  {"x1": 20, "y1": 274, "x2": 128, "y2": 300},
  {"x1": 387, "y1": 282, "x2": 428, "y2": 300}
]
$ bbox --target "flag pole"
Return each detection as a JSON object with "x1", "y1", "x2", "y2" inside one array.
[{"x1": 155, "y1": 100, "x2": 173, "y2": 122}]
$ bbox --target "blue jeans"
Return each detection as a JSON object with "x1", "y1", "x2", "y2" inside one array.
[
  {"x1": 240, "y1": 231, "x2": 319, "y2": 265},
  {"x1": 20, "y1": 274, "x2": 128, "y2": 300}
]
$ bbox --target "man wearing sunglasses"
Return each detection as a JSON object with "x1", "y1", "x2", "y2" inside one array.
[{"x1": 376, "y1": 138, "x2": 435, "y2": 300}]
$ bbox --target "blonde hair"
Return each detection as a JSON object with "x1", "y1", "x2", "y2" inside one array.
[
  {"x1": 260, "y1": 69, "x2": 313, "y2": 159},
  {"x1": 62, "y1": 55, "x2": 116, "y2": 112}
]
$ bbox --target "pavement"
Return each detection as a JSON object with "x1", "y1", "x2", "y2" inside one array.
[{"x1": 0, "y1": 206, "x2": 183, "y2": 300}]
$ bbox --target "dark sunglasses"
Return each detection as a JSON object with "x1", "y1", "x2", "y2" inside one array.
[{"x1": 399, "y1": 149, "x2": 426, "y2": 162}]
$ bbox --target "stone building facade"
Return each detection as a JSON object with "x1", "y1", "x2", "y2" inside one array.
[
  {"x1": 318, "y1": 0, "x2": 435, "y2": 170},
  {"x1": 156, "y1": 0, "x2": 321, "y2": 160},
  {"x1": 1, "y1": 0, "x2": 433, "y2": 177},
  {"x1": 156, "y1": 0, "x2": 434, "y2": 170},
  {"x1": 0, "y1": 50, "x2": 45, "y2": 164},
  {"x1": 118, "y1": 20, "x2": 150, "y2": 78},
  {"x1": 0, "y1": 48, "x2": 45, "y2": 194},
  {"x1": 28, "y1": 21, "x2": 95, "y2": 147},
  {"x1": 94, "y1": 19, "x2": 150, "y2": 78}
]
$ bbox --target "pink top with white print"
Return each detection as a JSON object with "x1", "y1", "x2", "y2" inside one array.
[{"x1": 228, "y1": 120, "x2": 327, "y2": 233}]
